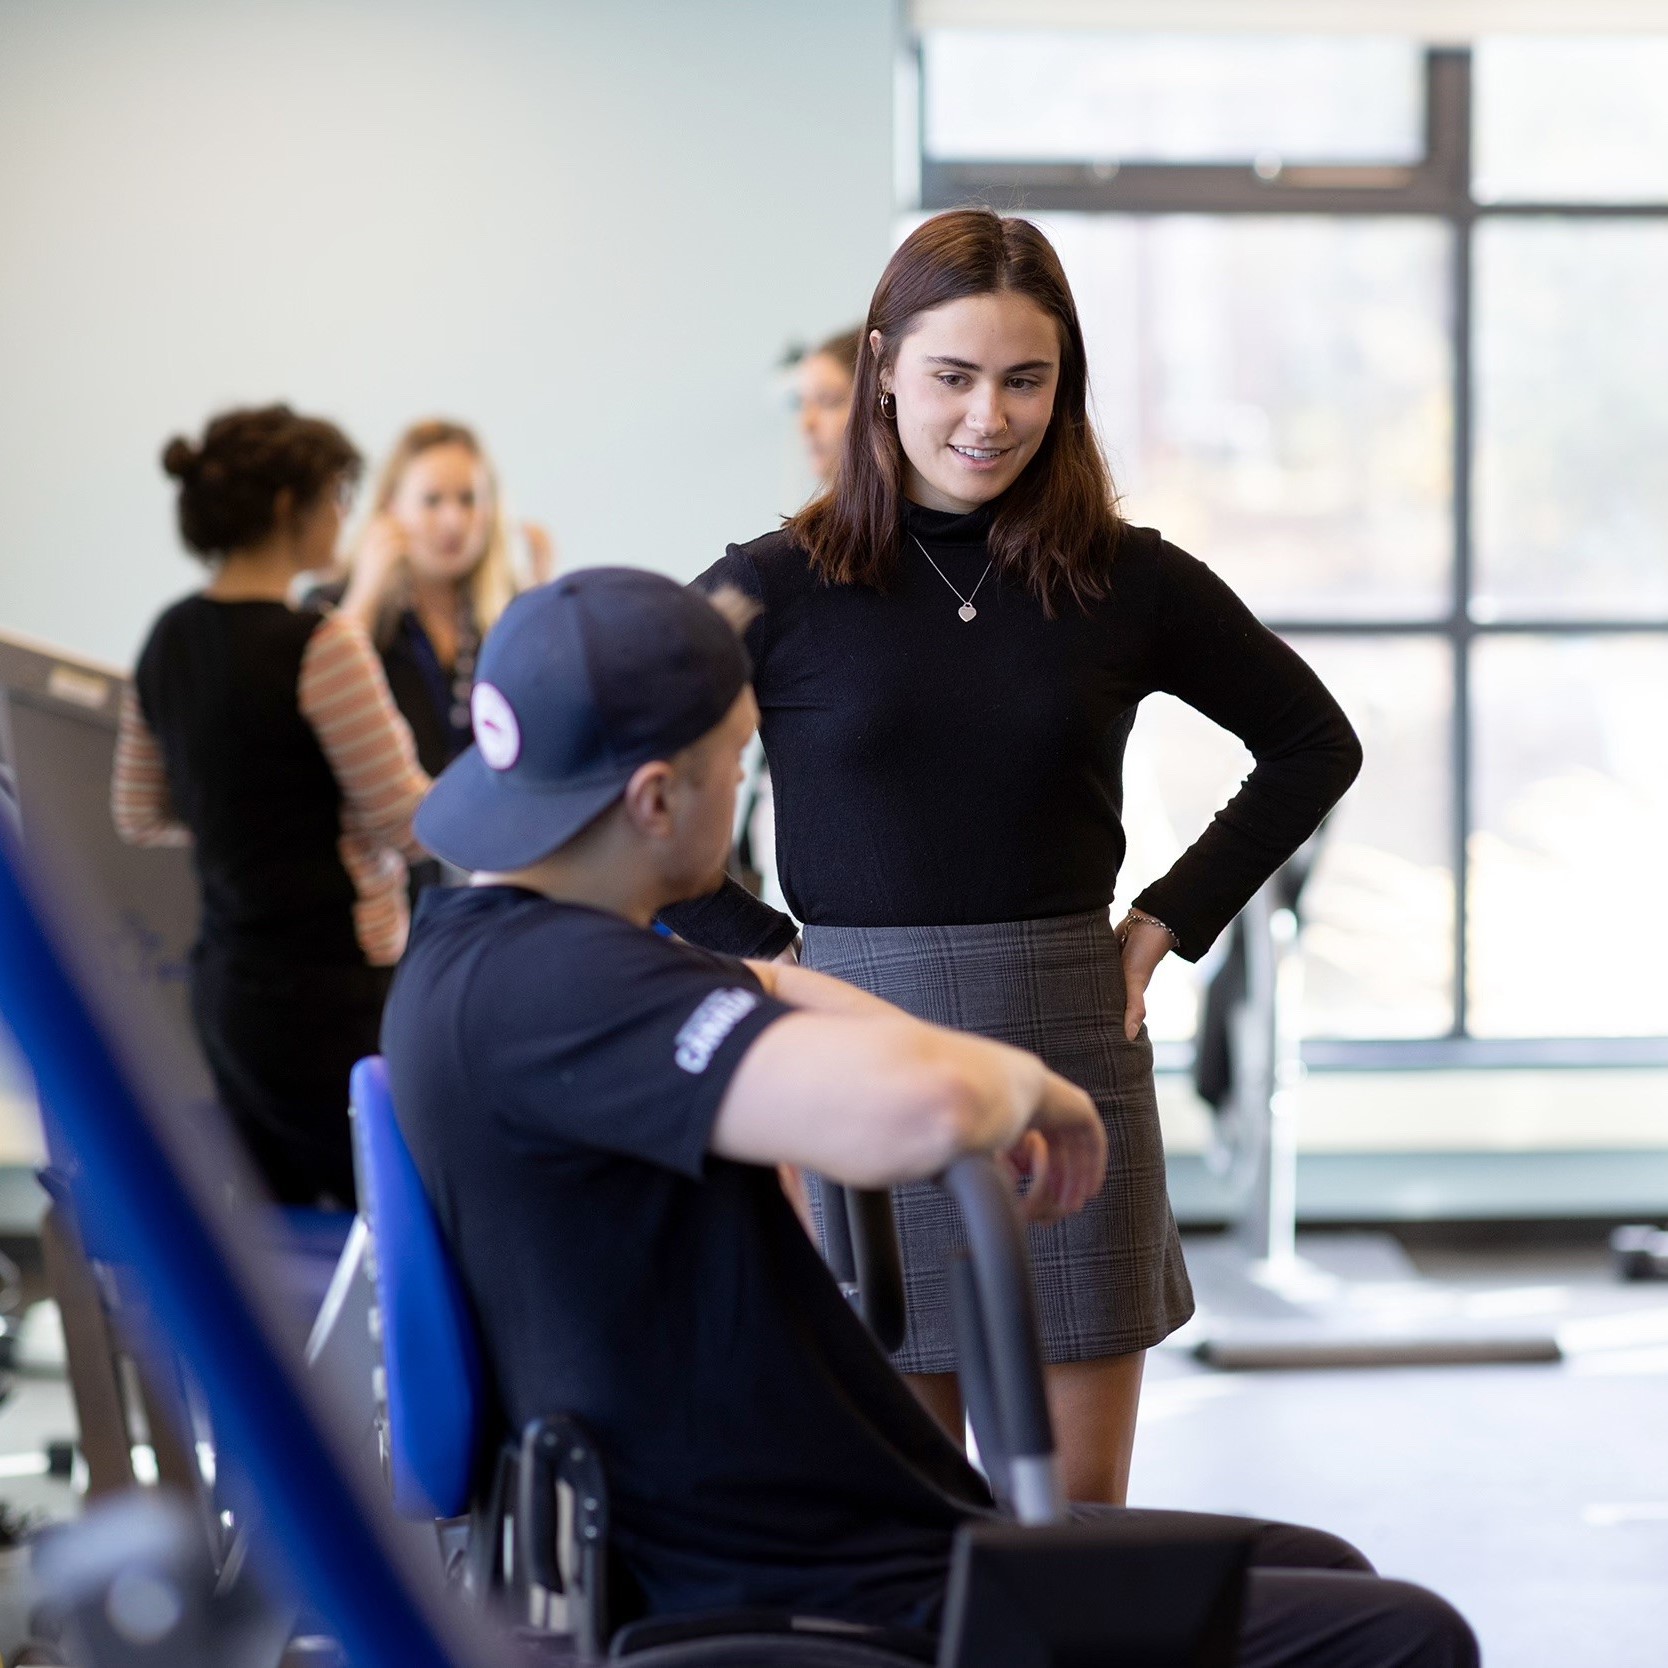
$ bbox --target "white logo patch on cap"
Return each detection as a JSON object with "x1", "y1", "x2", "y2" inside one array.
[{"x1": 471, "y1": 682, "x2": 521, "y2": 771}]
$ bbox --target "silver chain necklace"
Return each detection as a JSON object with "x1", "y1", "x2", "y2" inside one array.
[{"x1": 911, "y1": 534, "x2": 993, "y2": 623}]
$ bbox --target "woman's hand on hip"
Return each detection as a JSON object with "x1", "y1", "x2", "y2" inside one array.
[{"x1": 1118, "y1": 917, "x2": 1174, "y2": 1043}]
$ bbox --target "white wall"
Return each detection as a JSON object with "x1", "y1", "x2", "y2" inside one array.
[{"x1": 0, "y1": 0, "x2": 897, "y2": 665}]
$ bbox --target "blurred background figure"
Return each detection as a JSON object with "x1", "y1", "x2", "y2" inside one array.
[
  {"x1": 316, "y1": 419, "x2": 557, "y2": 779},
  {"x1": 113, "y1": 406, "x2": 428, "y2": 1207},
  {"x1": 789, "y1": 326, "x2": 863, "y2": 485},
  {"x1": 734, "y1": 327, "x2": 864, "y2": 904}
]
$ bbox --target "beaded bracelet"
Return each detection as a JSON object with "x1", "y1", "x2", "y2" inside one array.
[{"x1": 1116, "y1": 908, "x2": 1180, "y2": 951}]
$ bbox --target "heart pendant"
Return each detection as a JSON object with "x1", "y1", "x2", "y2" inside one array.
[{"x1": 958, "y1": 603, "x2": 977, "y2": 623}]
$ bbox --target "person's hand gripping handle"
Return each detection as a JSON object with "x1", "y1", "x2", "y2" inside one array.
[{"x1": 1001, "y1": 1069, "x2": 1107, "y2": 1225}]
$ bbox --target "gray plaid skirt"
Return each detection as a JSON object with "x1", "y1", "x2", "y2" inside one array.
[{"x1": 802, "y1": 911, "x2": 1195, "y2": 1375}]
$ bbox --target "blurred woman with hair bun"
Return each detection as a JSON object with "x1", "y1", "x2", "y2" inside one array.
[
  {"x1": 114, "y1": 404, "x2": 429, "y2": 1207},
  {"x1": 314, "y1": 419, "x2": 555, "y2": 778}
]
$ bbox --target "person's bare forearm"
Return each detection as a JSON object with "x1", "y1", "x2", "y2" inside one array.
[
  {"x1": 743, "y1": 964, "x2": 1069, "y2": 1160},
  {"x1": 738, "y1": 965, "x2": 1079, "y2": 1161},
  {"x1": 744, "y1": 957, "x2": 901, "y2": 1020},
  {"x1": 715, "y1": 986, "x2": 1107, "y2": 1213},
  {"x1": 716, "y1": 1014, "x2": 1037, "y2": 1183}
]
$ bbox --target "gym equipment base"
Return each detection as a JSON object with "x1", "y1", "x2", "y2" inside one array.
[{"x1": 1176, "y1": 1232, "x2": 1564, "y2": 1370}]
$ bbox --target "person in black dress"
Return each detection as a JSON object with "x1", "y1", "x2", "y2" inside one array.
[
  {"x1": 663, "y1": 210, "x2": 1363, "y2": 1504},
  {"x1": 114, "y1": 406, "x2": 429, "y2": 1206}
]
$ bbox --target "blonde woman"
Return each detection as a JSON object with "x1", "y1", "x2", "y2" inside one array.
[{"x1": 319, "y1": 420, "x2": 555, "y2": 775}]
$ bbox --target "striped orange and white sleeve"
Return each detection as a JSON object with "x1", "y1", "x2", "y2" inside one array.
[
  {"x1": 111, "y1": 685, "x2": 190, "y2": 847},
  {"x1": 297, "y1": 613, "x2": 430, "y2": 857}
]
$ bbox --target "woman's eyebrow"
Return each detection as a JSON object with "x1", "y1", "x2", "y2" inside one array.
[{"x1": 923, "y1": 354, "x2": 1055, "y2": 374}]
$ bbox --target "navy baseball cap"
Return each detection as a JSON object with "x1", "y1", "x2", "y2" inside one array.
[{"x1": 414, "y1": 568, "x2": 752, "y2": 872}]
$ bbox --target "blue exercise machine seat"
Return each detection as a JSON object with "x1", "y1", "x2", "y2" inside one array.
[{"x1": 348, "y1": 1056, "x2": 485, "y2": 1523}]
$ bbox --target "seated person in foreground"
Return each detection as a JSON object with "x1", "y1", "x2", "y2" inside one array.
[{"x1": 381, "y1": 570, "x2": 1478, "y2": 1668}]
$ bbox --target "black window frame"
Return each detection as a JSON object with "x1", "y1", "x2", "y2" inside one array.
[{"x1": 918, "y1": 44, "x2": 1668, "y2": 1072}]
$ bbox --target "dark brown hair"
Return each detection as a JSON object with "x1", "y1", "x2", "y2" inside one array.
[
  {"x1": 161, "y1": 404, "x2": 361, "y2": 559},
  {"x1": 786, "y1": 209, "x2": 1122, "y2": 614}
]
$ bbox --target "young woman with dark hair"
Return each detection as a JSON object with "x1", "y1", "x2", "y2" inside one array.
[
  {"x1": 663, "y1": 209, "x2": 1363, "y2": 1503},
  {"x1": 113, "y1": 405, "x2": 429, "y2": 1207}
]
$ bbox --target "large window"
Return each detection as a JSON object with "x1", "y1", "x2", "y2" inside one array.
[
  {"x1": 918, "y1": 34, "x2": 1668, "y2": 1061},
  {"x1": 922, "y1": 33, "x2": 1426, "y2": 166}
]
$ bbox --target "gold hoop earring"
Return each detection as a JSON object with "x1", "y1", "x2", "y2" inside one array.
[{"x1": 878, "y1": 390, "x2": 896, "y2": 420}]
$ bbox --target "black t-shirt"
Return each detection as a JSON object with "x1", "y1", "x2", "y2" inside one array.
[
  {"x1": 381, "y1": 887, "x2": 993, "y2": 1627},
  {"x1": 659, "y1": 501, "x2": 1362, "y2": 962},
  {"x1": 133, "y1": 596, "x2": 361, "y2": 966}
]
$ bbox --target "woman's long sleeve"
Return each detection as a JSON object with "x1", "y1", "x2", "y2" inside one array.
[
  {"x1": 1131, "y1": 548, "x2": 1363, "y2": 961},
  {"x1": 111, "y1": 686, "x2": 191, "y2": 847},
  {"x1": 297, "y1": 613, "x2": 433, "y2": 966},
  {"x1": 298, "y1": 613, "x2": 430, "y2": 860},
  {"x1": 658, "y1": 877, "x2": 798, "y2": 959}
]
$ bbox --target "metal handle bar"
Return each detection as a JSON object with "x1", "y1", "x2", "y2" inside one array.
[
  {"x1": 820, "y1": 1182, "x2": 908, "y2": 1354},
  {"x1": 940, "y1": 1155, "x2": 1065, "y2": 1526}
]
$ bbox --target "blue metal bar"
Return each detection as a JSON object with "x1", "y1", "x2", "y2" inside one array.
[{"x1": 0, "y1": 827, "x2": 501, "y2": 1668}]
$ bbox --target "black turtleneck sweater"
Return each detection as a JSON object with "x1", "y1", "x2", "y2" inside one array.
[{"x1": 660, "y1": 502, "x2": 1362, "y2": 963}]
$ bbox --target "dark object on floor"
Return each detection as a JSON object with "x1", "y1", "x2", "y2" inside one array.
[
  {"x1": 0, "y1": 1498, "x2": 51, "y2": 1548},
  {"x1": 11, "y1": 1644, "x2": 68, "y2": 1667},
  {"x1": 1611, "y1": 1224, "x2": 1668, "y2": 1281},
  {"x1": 941, "y1": 1517, "x2": 1245, "y2": 1668},
  {"x1": 31, "y1": 1492, "x2": 295, "y2": 1668}
]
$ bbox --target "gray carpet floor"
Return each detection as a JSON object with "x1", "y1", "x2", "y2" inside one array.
[{"x1": 1138, "y1": 1232, "x2": 1668, "y2": 1667}]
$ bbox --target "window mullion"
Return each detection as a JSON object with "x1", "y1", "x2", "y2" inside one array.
[{"x1": 1441, "y1": 49, "x2": 1475, "y2": 1041}]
